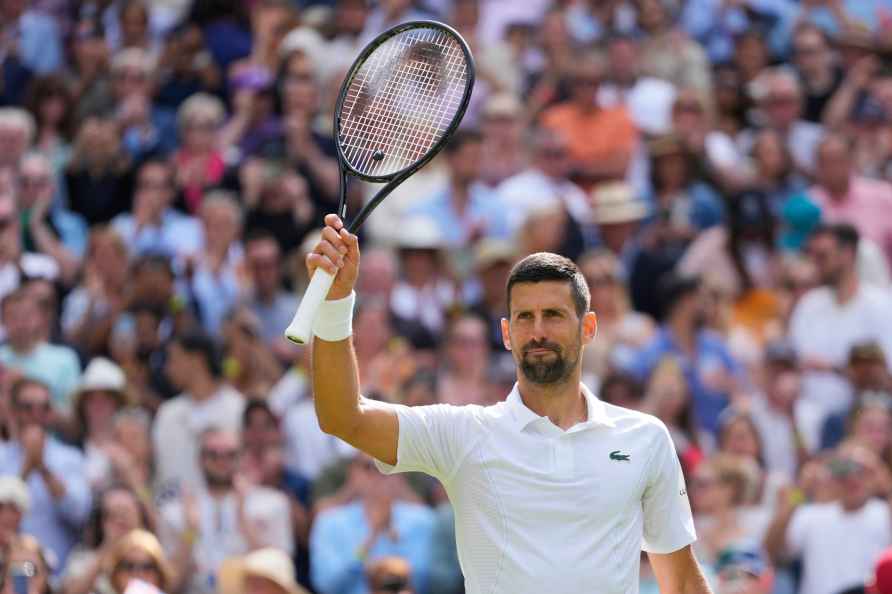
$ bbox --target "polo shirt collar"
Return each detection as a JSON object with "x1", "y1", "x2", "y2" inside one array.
[{"x1": 505, "y1": 383, "x2": 615, "y2": 432}]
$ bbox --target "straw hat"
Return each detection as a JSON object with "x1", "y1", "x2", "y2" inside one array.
[
  {"x1": 218, "y1": 548, "x2": 309, "y2": 594},
  {"x1": 589, "y1": 182, "x2": 648, "y2": 225},
  {"x1": 0, "y1": 475, "x2": 30, "y2": 513}
]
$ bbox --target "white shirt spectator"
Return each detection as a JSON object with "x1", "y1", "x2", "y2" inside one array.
[
  {"x1": 152, "y1": 384, "x2": 245, "y2": 492},
  {"x1": 737, "y1": 120, "x2": 824, "y2": 174},
  {"x1": 496, "y1": 168, "x2": 592, "y2": 234},
  {"x1": 787, "y1": 499, "x2": 891, "y2": 594},
  {"x1": 789, "y1": 284, "x2": 892, "y2": 450},
  {"x1": 159, "y1": 485, "x2": 293, "y2": 594},
  {"x1": 598, "y1": 78, "x2": 678, "y2": 136},
  {"x1": 376, "y1": 383, "x2": 696, "y2": 594}
]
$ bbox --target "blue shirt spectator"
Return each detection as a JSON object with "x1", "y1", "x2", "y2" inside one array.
[
  {"x1": 408, "y1": 182, "x2": 510, "y2": 249},
  {"x1": 0, "y1": 378, "x2": 91, "y2": 573},
  {"x1": 681, "y1": 0, "x2": 799, "y2": 62},
  {"x1": 310, "y1": 470, "x2": 436, "y2": 594}
]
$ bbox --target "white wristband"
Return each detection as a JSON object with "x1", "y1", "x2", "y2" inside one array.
[{"x1": 312, "y1": 291, "x2": 356, "y2": 342}]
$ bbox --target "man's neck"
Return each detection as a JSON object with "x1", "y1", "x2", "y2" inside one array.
[
  {"x1": 668, "y1": 317, "x2": 697, "y2": 354},
  {"x1": 9, "y1": 338, "x2": 40, "y2": 355},
  {"x1": 450, "y1": 180, "x2": 471, "y2": 210},
  {"x1": 833, "y1": 272, "x2": 859, "y2": 305},
  {"x1": 516, "y1": 372, "x2": 587, "y2": 430},
  {"x1": 825, "y1": 177, "x2": 852, "y2": 201},
  {"x1": 189, "y1": 376, "x2": 220, "y2": 402},
  {"x1": 206, "y1": 484, "x2": 232, "y2": 499}
]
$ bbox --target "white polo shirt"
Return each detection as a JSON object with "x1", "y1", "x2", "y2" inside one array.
[{"x1": 376, "y1": 383, "x2": 696, "y2": 594}]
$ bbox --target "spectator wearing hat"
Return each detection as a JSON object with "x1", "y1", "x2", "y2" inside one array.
[
  {"x1": 749, "y1": 341, "x2": 806, "y2": 482},
  {"x1": 589, "y1": 181, "x2": 649, "y2": 269},
  {"x1": 790, "y1": 223, "x2": 892, "y2": 451},
  {"x1": 69, "y1": 357, "x2": 129, "y2": 484},
  {"x1": 0, "y1": 287, "x2": 81, "y2": 414},
  {"x1": 764, "y1": 442, "x2": 892, "y2": 594},
  {"x1": 809, "y1": 133, "x2": 892, "y2": 266},
  {"x1": 152, "y1": 332, "x2": 245, "y2": 492},
  {"x1": 0, "y1": 475, "x2": 30, "y2": 556},
  {"x1": 821, "y1": 341, "x2": 892, "y2": 450},
  {"x1": 109, "y1": 158, "x2": 202, "y2": 261},
  {"x1": 106, "y1": 529, "x2": 173, "y2": 594},
  {"x1": 407, "y1": 130, "x2": 510, "y2": 251},
  {"x1": 626, "y1": 273, "x2": 745, "y2": 436},
  {"x1": 218, "y1": 547, "x2": 309, "y2": 594},
  {"x1": 0, "y1": 377, "x2": 91, "y2": 572},
  {"x1": 467, "y1": 238, "x2": 517, "y2": 354},
  {"x1": 388, "y1": 216, "x2": 457, "y2": 344}
]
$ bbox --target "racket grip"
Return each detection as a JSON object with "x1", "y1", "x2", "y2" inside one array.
[{"x1": 284, "y1": 268, "x2": 336, "y2": 344}]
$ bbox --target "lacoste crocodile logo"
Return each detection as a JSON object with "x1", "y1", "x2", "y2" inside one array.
[{"x1": 609, "y1": 450, "x2": 630, "y2": 462}]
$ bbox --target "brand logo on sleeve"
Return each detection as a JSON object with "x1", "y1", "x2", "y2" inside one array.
[{"x1": 609, "y1": 450, "x2": 631, "y2": 462}]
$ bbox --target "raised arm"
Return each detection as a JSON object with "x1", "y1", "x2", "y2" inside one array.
[{"x1": 309, "y1": 214, "x2": 399, "y2": 465}]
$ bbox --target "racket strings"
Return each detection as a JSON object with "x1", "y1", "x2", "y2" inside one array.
[{"x1": 339, "y1": 27, "x2": 469, "y2": 177}]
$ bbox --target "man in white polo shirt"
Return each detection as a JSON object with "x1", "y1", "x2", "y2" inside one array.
[{"x1": 304, "y1": 213, "x2": 711, "y2": 594}]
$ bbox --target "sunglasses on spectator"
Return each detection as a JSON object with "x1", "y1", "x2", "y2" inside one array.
[
  {"x1": 201, "y1": 448, "x2": 239, "y2": 461},
  {"x1": 16, "y1": 401, "x2": 51, "y2": 413},
  {"x1": 117, "y1": 560, "x2": 159, "y2": 573},
  {"x1": 828, "y1": 458, "x2": 867, "y2": 478}
]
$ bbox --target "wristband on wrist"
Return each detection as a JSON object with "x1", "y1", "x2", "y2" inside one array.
[{"x1": 313, "y1": 291, "x2": 356, "y2": 342}]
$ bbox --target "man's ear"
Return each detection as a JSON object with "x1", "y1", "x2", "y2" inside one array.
[
  {"x1": 500, "y1": 317, "x2": 511, "y2": 351},
  {"x1": 581, "y1": 311, "x2": 597, "y2": 344}
]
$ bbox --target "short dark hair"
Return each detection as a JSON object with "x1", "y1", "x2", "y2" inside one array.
[
  {"x1": 10, "y1": 377, "x2": 51, "y2": 406},
  {"x1": 443, "y1": 128, "x2": 482, "y2": 156},
  {"x1": 810, "y1": 222, "x2": 859, "y2": 252},
  {"x1": 171, "y1": 331, "x2": 222, "y2": 378},
  {"x1": 658, "y1": 272, "x2": 701, "y2": 317},
  {"x1": 506, "y1": 252, "x2": 589, "y2": 318}
]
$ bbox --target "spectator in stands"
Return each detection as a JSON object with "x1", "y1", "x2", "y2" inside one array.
[
  {"x1": 0, "y1": 475, "x2": 30, "y2": 558},
  {"x1": 158, "y1": 427, "x2": 292, "y2": 594},
  {"x1": 408, "y1": 130, "x2": 509, "y2": 249},
  {"x1": 172, "y1": 93, "x2": 226, "y2": 214},
  {"x1": 588, "y1": 182, "x2": 648, "y2": 266},
  {"x1": 540, "y1": 55, "x2": 637, "y2": 182},
  {"x1": 639, "y1": 0, "x2": 712, "y2": 93},
  {"x1": 218, "y1": 546, "x2": 309, "y2": 594},
  {"x1": 809, "y1": 133, "x2": 892, "y2": 265},
  {"x1": 478, "y1": 93, "x2": 527, "y2": 186},
  {"x1": 310, "y1": 453, "x2": 435, "y2": 594},
  {"x1": 436, "y1": 314, "x2": 497, "y2": 406},
  {"x1": 23, "y1": 75, "x2": 76, "y2": 180},
  {"x1": 110, "y1": 158, "x2": 201, "y2": 260},
  {"x1": 153, "y1": 332, "x2": 244, "y2": 491},
  {"x1": 713, "y1": 547, "x2": 774, "y2": 594},
  {"x1": 242, "y1": 230, "x2": 298, "y2": 353},
  {"x1": 3, "y1": 534, "x2": 54, "y2": 594},
  {"x1": 242, "y1": 164, "x2": 316, "y2": 256},
  {"x1": 106, "y1": 530, "x2": 173, "y2": 594},
  {"x1": 628, "y1": 273, "x2": 744, "y2": 436},
  {"x1": 17, "y1": 152, "x2": 85, "y2": 282},
  {"x1": 186, "y1": 191, "x2": 245, "y2": 336},
  {"x1": 0, "y1": 0, "x2": 62, "y2": 75},
  {"x1": 0, "y1": 109, "x2": 34, "y2": 172},
  {"x1": 0, "y1": 288, "x2": 81, "y2": 413},
  {"x1": 220, "y1": 307, "x2": 282, "y2": 399},
  {"x1": 0, "y1": 191, "x2": 60, "y2": 310},
  {"x1": 0, "y1": 378, "x2": 91, "y2": 571},
  {"x1": 62, "y1": 485, "x2": 152, "y2": 594},
  {"x1": 789, "y1": 223, "x2": 892, "y2": 451},
  {"x1": 791, "y1": 23, "x2": 842, "y2": 124},
  {"x1": 641, "y1": 357, "x2": 705, "y2": 471},
  {"x1": 763, "y1": 442, "x2": 892, "y2": 594}
]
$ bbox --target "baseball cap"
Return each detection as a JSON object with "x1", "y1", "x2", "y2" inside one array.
[{"x1": 868, "y1": 548, "x2": 892, "y2": 594}]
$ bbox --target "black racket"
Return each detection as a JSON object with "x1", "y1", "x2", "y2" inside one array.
[{"x1": 285, "y1": 21, "x2": 475, "y2": 344}]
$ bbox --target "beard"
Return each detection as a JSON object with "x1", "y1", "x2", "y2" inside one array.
[
  {"x1": 518, "y1": 337, "x2": 580, "y2": 385},
  {"x1": 203, "y1": 471, "x2": 234, "y2": 489}
]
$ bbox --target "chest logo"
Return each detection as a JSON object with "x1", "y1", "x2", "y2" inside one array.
[{"x1": 609, "y1": 450, "x2": 631, "y2": 462}]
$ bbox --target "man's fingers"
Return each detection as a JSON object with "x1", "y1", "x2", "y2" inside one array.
[
  {"x1": 324, "y1": 213, "x2": 344, "y2": 230},
  {"x1": 307, "y1": 253, "x2": 339, "y2": 275},
  {"x1": 322, "y1": 226, "x2": 348, "y2": 254}
]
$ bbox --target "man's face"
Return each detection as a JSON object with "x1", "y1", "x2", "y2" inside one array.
[
  {"x1": 448, "y1": 141, "x2": 482, "y2": 184},
  {"x1": 246, "y1": 239, "x2": 281, "y2": 294},
  {"x1": 793, "y1": 30, "x2": 830, "y2": 78},
  {"x1": 608, "y1": 39, "x2": 638, "y2": 85},
  {"x1": 200, "y1": 431, "x2": 240, "y2": 488},
  {"x1": 3, "y1": 299, "x2": 40, "y2": 346},
  {"x1": 815, "y1": 138, "x2": 852, "y2": 191},
  {"x1": 135, "y1": 163, "x2": 173, "y2": 215},
  {"x1": 13, "y1": 383, "x2": 52, "y2": 431},
  {"x1": 806, "y1": 233, "x2": 847, "y2": 286},
  {"x1": 502, "y1": 281, "x2": 595, "y2": 385},
  {"x1": 18, "y1": 158, "x2": 54, "y2": 208},
  {"x1": 761, "y1": 80, "x2": 801, "y2": 130}
]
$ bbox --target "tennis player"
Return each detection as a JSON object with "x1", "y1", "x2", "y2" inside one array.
[{"x1": 308, "y1": 213, "x2": 713, "y2": 594}]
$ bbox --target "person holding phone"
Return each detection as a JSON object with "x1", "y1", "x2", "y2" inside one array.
[{"x1": 1, "y1": 534, "x2": 52, "y2": 594}]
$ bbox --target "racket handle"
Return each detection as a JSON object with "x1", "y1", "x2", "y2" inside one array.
[{"x1": 284, "y1": 268, "x2": 336, "y2": 344}]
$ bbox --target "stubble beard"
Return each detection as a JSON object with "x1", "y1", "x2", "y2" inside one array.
[{"x1": 518, "y1": 336, "x2": 581, "y2": 386}]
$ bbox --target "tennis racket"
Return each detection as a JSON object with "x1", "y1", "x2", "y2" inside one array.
[{"x1": 284, "y1": 21, "x2": 475, "y2": 344}]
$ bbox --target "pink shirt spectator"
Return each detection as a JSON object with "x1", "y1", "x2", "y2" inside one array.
[{"x1": 810, "y1": 177, "x2": 892, "y2": 265}]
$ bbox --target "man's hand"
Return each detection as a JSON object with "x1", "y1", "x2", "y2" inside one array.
[
  {"x1": 306, "y1": 214, "x2": 360, "y2": 300},
  {"x1": 20, "y1": 425, "x2": 46, "y2": 476}
]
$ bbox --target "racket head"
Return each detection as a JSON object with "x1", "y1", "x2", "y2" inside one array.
[{"x1": 334, "y1": 21, "x2": 475, "y2": 183}]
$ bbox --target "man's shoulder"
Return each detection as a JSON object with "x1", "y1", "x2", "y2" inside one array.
[
  {"x1": 46, "y1": 437, "x2": 86, "y2": 463},
  {"x1": 38, "y1": 341, "x2": 80, "y2": 364},
  {"x1": 792, "y1": 286, "x2": 834, "y2": 315},
  {"x1": 600, "y1": 401, "x2": 670, "y2": 437}
]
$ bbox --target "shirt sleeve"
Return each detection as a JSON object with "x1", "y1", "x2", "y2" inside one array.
[
  {"x1": 52, "y1": 447, "x2": 92, "y2": 527},
  {"x1": 374, "y1": 403, "x2": 479, "y2": 483},
  {"x1": 641, "y1": 421, "x2": 697, "y2": 554},
  {"x1": 785, "y1": 505, "x2": 810, "y2": 557}
]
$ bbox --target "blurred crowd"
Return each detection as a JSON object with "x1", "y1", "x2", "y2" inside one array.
[{"x1": 1, "y1": 0, "x2": 892, "y2": 594}]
